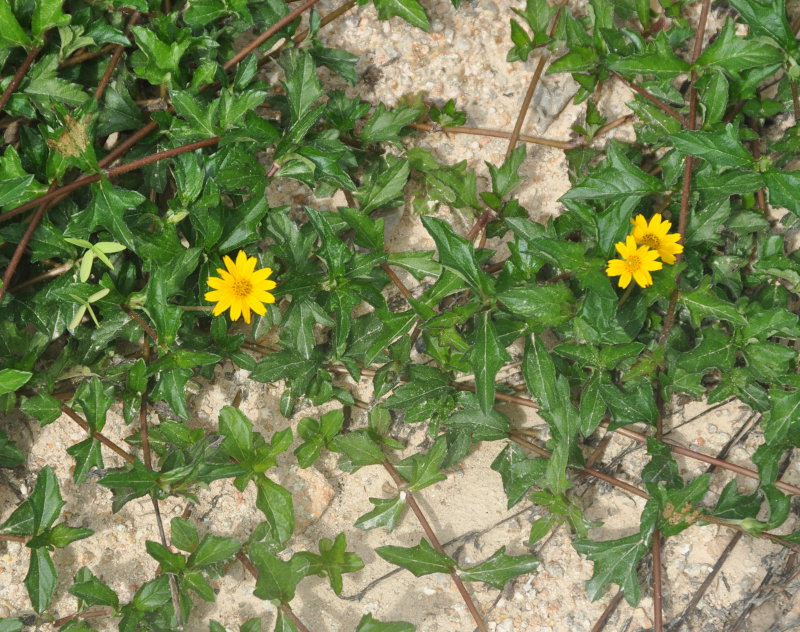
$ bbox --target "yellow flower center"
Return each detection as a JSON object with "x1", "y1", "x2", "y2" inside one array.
[
  {"x1": 640, "y1": 233, "x2": 661, "y2": 250},
  {"x1": 627, "y1": 255, "x2": 641, "y2": 270},
  {"x1": 231, "y1": 278, "x2": 253, "y2": 298}
]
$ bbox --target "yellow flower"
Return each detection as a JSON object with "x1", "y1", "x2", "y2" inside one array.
[
  {"x1": 606, "y1": 236, "x2": 663, "y2": 289},
  {"x1": 205, "y1": 250, "x2": 276, "y2": 324},
  {"x1": 630, "y1": 213, "x2": 683, "y2": 265}
]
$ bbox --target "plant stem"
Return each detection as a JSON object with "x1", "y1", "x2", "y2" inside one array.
[
  {"x1": 409, "y1": 122, "x2": 576, "y2": 150},
  {"x1": 613, "y1": 72, "x2": 684, "y2": 125},
  {"x1": 0, "y1": 44, "x2": 42, "y2": 113},
  {"x1": 60, "y1": 405, "x2": 136, "y2": 464},
  {"x1": 0, "y1": 136, "x2": 220, "y2": 223},
  {"x1": 94, "y1": 11, "x2": 140, "y2": 100},
  {"x1": 121, "y1": 304, "x2": 159, "y2": 345},
  {"x1": 0, "y1": 184, "x2": 55, "y2": 303},
  {"x1": 382, "y1": 460, "x2": 488, "y2": 632},
  {"x1": 224, "y1": 0, "x2": 324, "y2": 70}
]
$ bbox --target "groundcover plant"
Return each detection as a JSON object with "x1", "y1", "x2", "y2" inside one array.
[{"x1": 1, "y1": 0, "x2": 800, "y2": 629}]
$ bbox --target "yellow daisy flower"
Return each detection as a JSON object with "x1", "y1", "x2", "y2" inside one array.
[
  {"x1": 630, "y1": 213, "x2": 683, "y2": 265},
  {"x1": 606, "y1": 236, "x2": 663, "y2": 289},
  {"x1": 205, "y1": 250, "x2": 276, "y2": 324}
]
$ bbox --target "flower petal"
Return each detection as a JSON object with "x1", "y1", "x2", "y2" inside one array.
[
  {"x1": 229, "y1": 299, "x2": 242, "y2": 321},
  {"x1": 247, "y1": 295, "x2": 267, "y2": 315},
  {"x1": 633, "y1": 269, "x2": 652, "y2": 287},
  {"x1": 619, "y1": 271, "x2": 632, "y2": 288},
  {"x1": 223, "y1": 255, "x2": 237, "y2": 275},
  {"x1": 207, "y1": 276, "x2": 227, "y2": 289}
]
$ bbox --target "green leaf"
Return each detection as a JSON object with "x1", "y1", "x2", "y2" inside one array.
[
  {"x1": 376, "y1": 539, "x2": 454, "y2": 576},
  {"x1": 608, "y1": 32, "x2": 690, "y2": 79},
  {"x1": 360, "y1": 103, "x2": 420, "y2": 144},
  {"x1": 310, "y1": 41, "x2": 358, "y2": 84},
  {"x1": 422, "y1": 216, "x2": 492, "y2": 296},
  {"x1": 171, "y1": 517, "x2": 200, "y2": 553},
  {"x1": 331, "y1": 430, "x2": 385, "y2": 468},
  {"x1": 188, "y1": 535, "x2": 241, "y2": 568},
  {"x1": 66, "y1": 438, "x2": 103, "y2": 485},
  {"x1": 677, "y1": 329, "x2": 734, "y2": 374},
  {"x1": 678, "y1": 280, "x2": 747, "y2": 327},
  {"x1": 355, "y1": 613, "x2": 415, "y2": 632},
  {"x1": 648, "y1": 475, "x2": 710, "y2": 537},
  {"x1": 150, "y1": 368, "x2": 192, "y2": 420},
  {"x1": 561, "y1": 143, "x2": 663, "y2": 202},
  {"x1": 458, "y1": 546, "x2": 538, "y2": 589},
  {"x1": 132, "y1": 575, "x2": 172, "y2": 611},
  {"x1": 696, "y1": 17, "x2": 783, "y2": 74},
  {"x1": 69, "y1": 568, "x2": 119, "y2": 608},
  {"x1": 250, "y1": 543, "x2": 309, "y2": 602},
  {"x1": 400, "y1": 437, "x2": 447, "y2": 492},
  {"x1": 0, "y1": 429, "x2": 24, "y2": 468},
  {"x1": 0, "y1": 0, "x2": 31, "y2": 50},
  {"x1": 469, "y1": 312, "x2": 511, "y2": 413},
  {"x1": 32, "y1": 0, "x2": 71, "y2": 43},
  {"x1": 43, "y1": 523, "x2": 93, "y2": 548},
  {"x1": 728, "y1": 0, "x2": 796, "y2": 52},
  {"x1": 763, "y1": 388, "x2": 800, "y2": 447},
  {"x1": 171, "y1": 90, "x2": 218, "y2": 138},
  {"x1": 373, "y1": 0, "x2": 430, "y2": 31},
  {"x1": 74, "y1": 376, "x2": 114, "y2": 433},
  {"x1": 443, "y1": 407, "x2": 510, "y2": 442},
  {"x1": 279, "y1": 49, "x2": 324, "y2": 124},
  {"x1": 354, "y1": 495, "x2": 407, "y2": 531},
  {"x1": 255, "y1": 477, "x2": 295, "y2": 546},
  {"x1": 219, "y1": 406, "x2": 254, "y2": 464},
  {"x1": 24, "y1": 547, "x2": 57, "y2": 613},
  {"x1": 574, "y1": 512, "x2": 654, "y2": 607},
  {"x1": 763, "y1": 170, "x2": 800, "y2": 217},
  {"x1": 382, "y1": 365, "x2": 452, "y2": 416},
  {"x1": 490, "y1": 443, "x2": 548, "y2": 508},
  {"x1": 29, "y1": 466, "x2": 64, "y2": 535},
  {"x1": 295, "y1": 532, "x2": 364, "y2": 595},
  {"x1": 500, "y1": 283, "x2": 575, "y2": 328},
  {"x1": 85, "y1": 178, "x2": 146, "y2": 251},
  {"x1": 522, "y1": 335, "x2": 558, "y2": 411},
  {"x1": 145, "y1": 540, "x2": 186, "y2": 574},
  {"x1": 355, "y1": 155, "x2": 410, "y2": 214},
  {"x1": 19, "y1": 391, "x2": 61, "y2": 425},
  {"x1": 670, "y1": 124, "x2": 753, "y2": 169},
  {"x1": 0, "y1": 620, "x2": 23, "y2": 632},
  {"x1": 0, "y1": 369, "x2": 31, "y2": 396}
]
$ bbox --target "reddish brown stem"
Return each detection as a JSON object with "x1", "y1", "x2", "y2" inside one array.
[
  {"x1": 0, "y1": 186, "x2": 55, "y2": 304},
  {"x1": 121, "y1": 304, "x2": 159, "y2": 346},
  {"x1": 60, "y1": 44, "x2": 117, "y2": 69},
  {"x1": 9, "y1": 262, "x2": 72, "y2": 292},
  {"x1": 60, "y1": 405, "x2": 136, "y2": 464},
  {"x1": 382, "y1": 460, "x2": 488, "y2": 632},
  {"x1": 0, "y1": 136, "x2": 220, "y2": 222},
  {"x1": 224, "y1": 0, "x2": 323, "y2": 70},
  {"x1": 614, "y1": 72, "x2": 684, "y2": 125},
  {"x1": 409, "y1": 122, "x2": 575, "y2": 150},
  {"x1": 652, "y1": 531, "x2": 663, "y2": 632},
  {"x1": 609, "y1": 423, "x2": 800, "y2": 497},
  {"x1": 52, "y1": 608, "x2": 114, "y2": 627},
  {"x1": 505, "y1": 0, "x2": 569, "y2": 157},
  {"x1": 381, "y1": 263, "x2": 412, "y2": 300},
  {"x1": 472, "y1": 382, "x2": 800, "y2": 496},
  {"x1": 95, "y1": 12, "x2": 140, "y2": 101},
  {"x1": 589, "y1": 590, "x2": 625, "y2": 632},
  {"x1": 0, "y1": 45, "x2": 42, "y2": 113},
  {"x1": 0, "y1": 533, "x2": 26, "y2": 542}
]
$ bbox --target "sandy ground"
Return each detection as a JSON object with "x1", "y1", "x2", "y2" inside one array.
[{"x1": 2, "y1": 1, "x2": 800, "y2": 631}]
